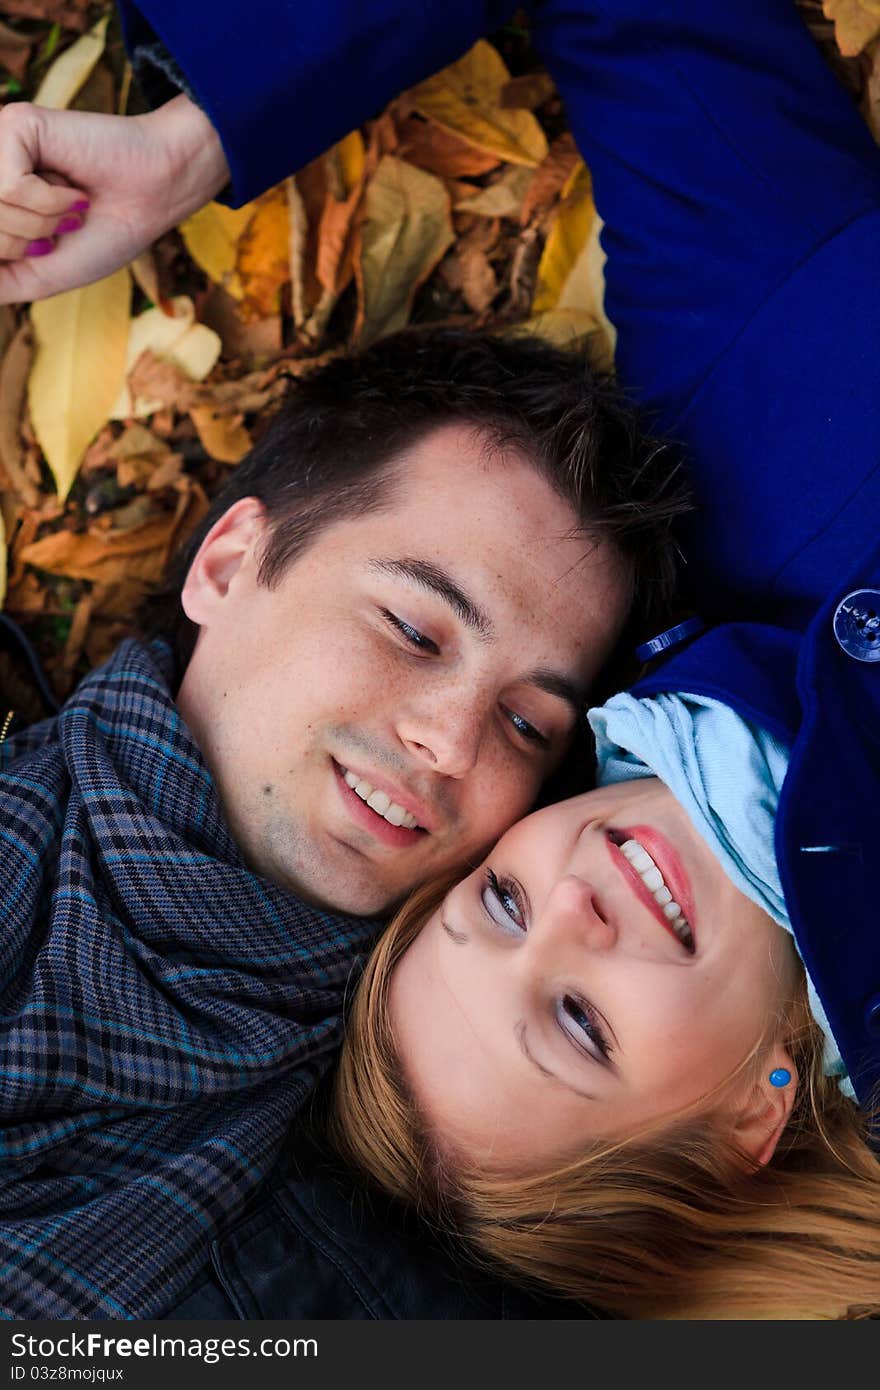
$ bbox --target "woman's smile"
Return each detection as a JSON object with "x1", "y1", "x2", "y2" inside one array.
[{"x1": 388, "y1": 777, "x2": 800, "y2": 1172}]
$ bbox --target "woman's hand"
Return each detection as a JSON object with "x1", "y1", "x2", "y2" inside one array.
[{"x1": 0, "y1": 94, "x2": 231, "y2": 304}]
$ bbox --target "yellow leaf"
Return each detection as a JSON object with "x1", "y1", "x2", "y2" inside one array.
[
  {"x1": 335, "y1": 130, "x2": 365, "y2": 195},
  {"x1": 456, "y1": 166, "x2": 534, "y2": 218},
  {"x1": 822, "y1": 0, "x2": 880, "y2": 55},
  {"x1": 33, "y1": 14, "x2": 109, "y2": 110},
  {"x1": 29, "y1": 268, "x2": 131, "y2": 501},
  {"x1": 179, "y1": 201, "x2": 255, "y2": 292},
  {"x1": 532, "y1": 162, "x2": 616, "y2": 369},
  {"x1": 110, "y1": 297, "x2": 221, "y2": 419},
  {"x1": 356, "y1": 156, "x2": 454, "y2": 346},
  {"x1": 0, "y1": 510, "x2": 6, "y2": 610},
  {"x1": 409, "y1": 40, "x2": 548, "y2": 168},
  {"x1": 237, "y1": 188, "x2": 291, "y2": 319},
  {"x1": 190, "y1": 404, "x2": 252, "y2": 464}
]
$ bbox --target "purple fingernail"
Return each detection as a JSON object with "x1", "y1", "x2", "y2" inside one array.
[
  {"x1": 26, "y1": 239, "x2": 54, "y2": 257},
  {"x1": 68, "y1": 199, "x2": 90, "y2": 213},
  {"x1": 56, "y1": 216, "x2": 82, "y2": 235}
]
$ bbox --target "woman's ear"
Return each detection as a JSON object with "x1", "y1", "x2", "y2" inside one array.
[
  {"x1": 180, "y1": 497, "x2": 267, "y2": 627},
  {"x1": 728, "y1": 1053, "x2": 798, "y2": 1169}
]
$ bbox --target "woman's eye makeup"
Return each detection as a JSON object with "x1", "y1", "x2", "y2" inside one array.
[
  {"x1": 381, "y1": 609, "x2": 440, "y2": 654},
  {"x1": 481, "y1": 869, "x2": 526, "y2": 933},
  {"x1": 481, "y1": 869, "x2": 613, "y2": 1067},
  {"x1": 557, "y1": 995, "x2": 612, "y2": 1064}
]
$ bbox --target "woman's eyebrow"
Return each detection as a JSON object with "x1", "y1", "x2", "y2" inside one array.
[
  {"x1": 441, "y1": 917, "x2": 470, "y2": 945},
  {"x1": 516, "y1": 1021, "x2": 599, "y2": 1101},
  {"x1": 368, "y1": 556, "x2": 494, "y2": 640}
]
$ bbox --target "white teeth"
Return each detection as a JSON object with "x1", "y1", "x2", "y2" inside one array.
[
  {"x1": 619, "y1": 837, "x2": 692, "y2": 946},
  {"x1": 342, "y1": 768, "x2": 420, "y2": 830}
]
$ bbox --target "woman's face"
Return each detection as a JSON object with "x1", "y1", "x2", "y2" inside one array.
[{"x1": 388, "y1": 778, "x2": 799, "y2": 1172}]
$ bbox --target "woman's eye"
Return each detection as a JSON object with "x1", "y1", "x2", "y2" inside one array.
[
  {"x1": 481, "y1": 869, "x2": 526, "y2": 934},
  {"x1": 558, "y1": 994, "x2": 612, "y2": 1064},
  {"x1": 503, "y1": 706, "x2": 550, "y2": 749},
  {"x1": 382, "y1": 610, "x2": 439, "y2": 654}
]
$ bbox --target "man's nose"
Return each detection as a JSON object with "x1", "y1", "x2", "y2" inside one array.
[
  {"x1": 396, "y1": 690, "x2": 485, "y2": 779},
  {"x1": 537, "y1": 874, "x2": 618, "y2": 953}
]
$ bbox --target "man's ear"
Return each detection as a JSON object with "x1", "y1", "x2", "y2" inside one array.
[
  {"x1": 180, "y1": 497, "x2": 267, "y2": 628},
  {"x1": 728, "y1": 1053, "x2": 798, "y2": 1169}
]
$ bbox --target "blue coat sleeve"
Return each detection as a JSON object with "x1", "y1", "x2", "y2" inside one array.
[{"x1": 117, "y1": 0, "x2": 516, "y2": 206}]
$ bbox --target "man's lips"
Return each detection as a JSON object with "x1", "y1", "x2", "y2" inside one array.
[
  {"x1": 606, "y1": 824, "x2": 696, "y2": 951},
  {"x1": 332, "y1": 759, "x2": 434, "y2": 849}
]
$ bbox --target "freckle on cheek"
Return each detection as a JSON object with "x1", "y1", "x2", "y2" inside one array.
[{"x1": 263, "y1": 784, "x2": 275, "y2": 796}]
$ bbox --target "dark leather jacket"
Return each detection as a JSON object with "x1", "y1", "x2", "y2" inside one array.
[{"x1": 164, "y1": 1135, "x2": 596, "y2": 1320}]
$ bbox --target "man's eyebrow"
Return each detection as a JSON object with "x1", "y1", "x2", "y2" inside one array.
[
  {"x1": 516, "y1": 1020, "x2": 598, "y2": 1101},
  {"x1": 368, "y1": 558, "x2": 494, "y2": 641},
  {"x1": 521, "y1": 667, "x2": 585, "y2": 720}
]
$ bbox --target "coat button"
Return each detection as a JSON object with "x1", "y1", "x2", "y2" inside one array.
[
  {"x1": 833, "y1": 589, "x2": 880, "y2": 662},
  {"x1": 635, "y1": 615, "x2": 706, "y2": 664},
  {"x1": 865, "y1": 995, "x2": 880, "y2": 1040}
]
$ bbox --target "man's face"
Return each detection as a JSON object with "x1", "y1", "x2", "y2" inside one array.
[{"x1": 177, "y1": 423, "x2": 632, "y2": 915}]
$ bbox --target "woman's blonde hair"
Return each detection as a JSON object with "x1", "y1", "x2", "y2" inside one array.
[{"x1": 328, "y1": 875, "x2": 880, "y2": 1320}]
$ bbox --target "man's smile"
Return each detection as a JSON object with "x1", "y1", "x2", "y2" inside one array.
[{"x1": 333, "y1": 759, "x2": 431, "y2": 849}]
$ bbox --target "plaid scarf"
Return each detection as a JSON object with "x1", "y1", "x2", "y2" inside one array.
[{"x1": 0, "y1": 639, "x2": 379, "y2": 1319}]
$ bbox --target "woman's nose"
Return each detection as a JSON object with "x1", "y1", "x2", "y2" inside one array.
[{"x1": 538, "y1": 874, "x2": 617, "y2": 951}]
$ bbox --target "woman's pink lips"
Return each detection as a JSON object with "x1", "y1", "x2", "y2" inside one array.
[
  {"x1": 606, "y1": 824, "x2": 696, "y2": 951},
  {"x1": 333, "y1": 761, "x2": 427, "y2": 849}
]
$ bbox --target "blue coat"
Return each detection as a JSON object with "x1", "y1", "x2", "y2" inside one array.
[{"x1": 117, "y1": 1, "x2": 880, "y2": 1101}]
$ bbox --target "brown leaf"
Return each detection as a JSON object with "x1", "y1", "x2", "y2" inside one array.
[
  {"x1": 126, "y1": 351, "x2": 199, "y2": 414},
  {"x1": 0, "y1": 323, "x2": 39, "y2": 508},
  {"x1": 520, "y1": 133, "x2": 581, "y2": 226},
  {"x1": 396, "y1": 114, "x2": 501, "y2": 178},
  {"x1": 190, "y1": 404, "x2": 252, "y2": 464},
  {"x1": 201, "y1": 285, "x2": 283, "y2": 363},
  {"x1": 0, "y1": 19, "x2": 31, "y2": 81},
  {"x1": 500, "y1": 71, "x2": 556, "y2": 110},
  {"x1": 69, "y1": 57, "x2": 115, "y2": 115},
  {"x1": 0, "y1": 0, "x2": 87, "y2": 31},
  {"x1": 59, "y1": 591, "x2": 94, "y2": 680},
  {"x1": 452, "y1": 245, "x2": 498, "y2": 314}
]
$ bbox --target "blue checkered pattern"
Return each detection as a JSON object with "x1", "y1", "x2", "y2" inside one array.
[{"x1": 0, "y1": 639, "x2": 379, "y2": 1319}]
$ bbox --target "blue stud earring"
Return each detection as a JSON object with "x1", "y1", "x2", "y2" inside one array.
[{"x1": 769, "y1": 1067, "x2": 791, "y2": 1088}]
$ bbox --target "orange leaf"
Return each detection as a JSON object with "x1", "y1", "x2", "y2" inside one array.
[
  {"x1": 190, "y1": 404, "x2": 253, "y2": 464},
  {"x1": 236, "y1": 188, "x2": 291, "y2": 320}
]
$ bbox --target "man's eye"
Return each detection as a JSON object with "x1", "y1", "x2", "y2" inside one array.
[
  {"x1": 503, "y1": 706, "x2": 550, "y2": 749},
  {"x1": 481, "y1": 869, "x2": 526, "y2": 933},
  {"x1": 382, "y1": 610, "x2": 439, "y2": 654}
]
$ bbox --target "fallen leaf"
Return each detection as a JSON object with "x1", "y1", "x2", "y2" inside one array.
[
  {"x1": 864, "y1": 38, "x2": 880, "y2": 140},
  {"x1": 179, "y1": 201, "x2": 255, "y2": 293},
  {"x1": 0, "y1": 0, "x2": 87, "y2": 31},
  {"x1": 456, "y1": 166, "x2": 534, "y2": 218},
  {"x1": 286, "y1": 177, "x2": 309, "y2": 329},
  {"x1": 500, "y1": 70, "x2": 556, "y2": 110},
  {"x1": 60, "y1": 590, "x2": 93, "y2": 679},
  {"x1": 520, "y1": 133, "x2": 581, "y2": 226},
  {"x1": 409, "y1": 40, "x2": 548, "y2": 168},
  {"x1": 110, "y1": 297, "x2": 222, "y2": 418},
  {"x1": 0, "y1": 510, "x2": 6, "y2": 610},
  {"x1": 33, "y1": 12, "x2": 109, "y2": 109},
  {"x1": 190, "y1": 404, "x2": 252, "y2": 464},
  {"x1": 236, "y1": 188, "x2": 291, "y2": 319},
  {"x1": 397, "y1": 114, "x2": 501, "y2": 178},
  {"x1": 355, "y1": 156, "x2": 455, "y2": 345},
  {"x1": 822, "y1": 0, "x2": 880, "y2": 53},
  {"x1": 201, "y1": 285, "x2": 282, "y2": 362},
  {"x1": 125, "y1": 352, "x2": 200, "y2": 415},
  {"x1": 0, "y1": 322, "x2": 39, "y2": 507},
  {"x1": 531, "y1": 162, "x2": 616, "y2": 369},
  {"x1": 0, "y1": 19, "x2": 31, "y2": 81},
  {"x1": 29, "y1": 268, "x2": 131, "y2": 501},
  {"x1": 69, "y1": 56, "x2": 115, "y2": 114}
]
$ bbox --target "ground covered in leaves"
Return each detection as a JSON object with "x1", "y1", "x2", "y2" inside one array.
[{"x1": 0, "y1": 0, "x2": 878, "y2": 704}]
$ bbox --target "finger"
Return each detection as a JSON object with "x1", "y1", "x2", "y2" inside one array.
[
  {"x1": 2, "y1": 173, "x2": 89, "y2": 218},
  {"x1": 0, "y1": 231, "x2": 36, "y2": 260},
  {"x1": 0, "y1": 200, "x2": 76, "y2": 242}
]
